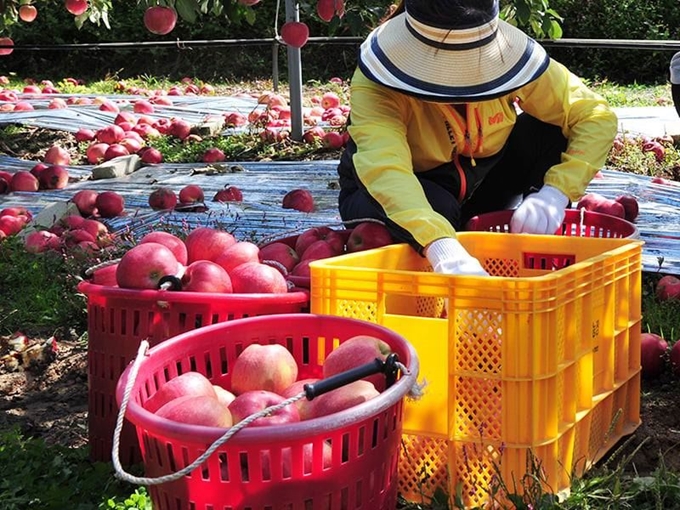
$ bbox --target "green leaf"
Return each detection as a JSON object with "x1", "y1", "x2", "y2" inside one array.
[{"x1": 175, "y1": 0, "x2": 199, "y2": 23}]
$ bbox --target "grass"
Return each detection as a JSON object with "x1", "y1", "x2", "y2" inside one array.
[{"x1": 1, "y1": 77, "x2": 680, "y2": 509}]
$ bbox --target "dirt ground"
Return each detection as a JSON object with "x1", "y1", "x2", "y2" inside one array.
[{"x1": 1, "y1": 338, "x2": 679, "y2": 481}]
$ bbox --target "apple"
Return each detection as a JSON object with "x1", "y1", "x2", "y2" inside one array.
[
  {"x1": 156, "y1": 394, "x2": 233, "y2": 428},
  {"x1": 43, "y1": 145, "x2": 71, "y2": 166},
  {"x1": 120, "y1": 137, "x2": 143, "y2": 154},
  {"x1": 214, "y1": 241, "x2": 260, "y2": 274},
  {"x1": 92, "y1": 263, "x2": 118, "y2": 286},
  {"x1": 104, "y1": 144, "x2": 130, "y2": 161},
  {"x1": 148, "y1": 187, "x2": 178, "y2": 211},
  {"x1": 576, "y1": 193, "x2": 626, "y2": 219},
  {"x1": 321, "y1": 92, "x2": 341, "y2": 110},
  {"x1": 323, "y1": 131, "x2": 345, "y2": 149},
  {"x1": 78, "y1": 218, "x2": 110, "y2": 245},
  {"x1": 75, "y1": 128, "x2": 96, "y2": 143},
  {"x1": 202, "y1": 148, "x2": 226, "y2": 163},
  {"x1": 346, "y1": 222, "x2": 395, "y2": 253},
  {"x1": 1, "y1": 206, "x2": 33, "y2": 222},
  {"x1": 294, "y1": 227, "x2": 334, "y2": 258},
  {"x1": 303, "y1": 126, "x2": 326, "y2": 143},
  {"x1": 0, "y1": 215, "x2": 26, "y2": 236},
  {"x1": 95, "y1": 191, "x2": 125, "y2": 218},
  {"x1": 39, "y1": 165, "x2": 69, "y2": 190},
  {"x1": 213, "y1": 185, "x2": 243, "y2": 203},
  {"x1": 0, "y1": 37, "x2": 14, "y2": 56},
  {"x1": 184, "y1": 226, "x2": 237, "y2": 264},
  {"x1": 71, "y1": 189, "x2": 99, "y2": 216},
  {"x1": 96, "y1": 125, "x2": 125, "y2": 145},
  {"x1": 228, "y1": 390, "x2": 300, "y2": 426},
  {"x1": 229, "y1": 261, "x2": 289, "y2": 294},
  {"x1": 133, "y1": 99, "x2": 155, "y2": 114},
  {"x1": 19, "y1": 4, "x2": 38, "y2": 22},
  {"x1": 656, "y1": 275, "x2": 680, "y2": 301},
  {"x1": 86, "y1": 143, "x2": 109, "y2": 164},
  {"x1": 614, "y1": 194, "x2": 639, "y2": 222},
  {"x1": 258, "y1": 242, "x2": 300, "y2": 273},
  {"x1": 139, "y1": 231, "x2": 188, "y2": 265},
  {"x1": 651, "y1": 176, "x2": 671, "y2": 185},
  {"x1": 323, "y1": 335, "x2": 393, "y2": 392},
  {"x1": 181, "y1": 260, "x2": 233, "y2": 293},
  {"x1": 670, "y1": 341, "x2": 680, "y2": 377},
  {"x1": 24, "y1": 230, "x2": 58, "y2": 254},
  {"x1": 143, "y1": 6, "x2": 177, "y2": 35},
  {"x1": 230, "y1": 343, "x2": 298, "y2": 395},
  {"x1": 280, "y1": 21, "x2": 310, "y2": 48},
  {"x1": 280, "y1": 378, "x2": 320, "y2": 417},
  {"x1": 303, "y1": 380, "x2": 379, "y2": 420},
  {"x1": 169, "y1": 118, "x2": 191, "y2": 140},
  {"x1": 213, "y1": 385, "x2": 237, "y2": 407},
  {"x1": 140, "y1": 147, "x2": 164, "y2": 164},
  {"x1": 299, "y1": 239, "x2": 341, "y2": 262},
  {"x1": 116, "y1": 242, "x2": 179, "y2": 290},
  {"x1": 114, "y1": 111, "x2": 136, "y2": 126},
  {"x1": 10, "y1": 171, "x2": 39, "y2": 192},
  {"x1": 178, "y1": 184, "x2": 205, "y2": 205},
  {"x1": 290, "y1": 259, "x2": 312, "y2": 278},
  {"x1": 65, "y1": 0, "x2": 88, "y2": 15},
  {"x1": 640, "y1": 333, "x2": 668, "y2": 379},
  {"x1": 282, "y1": 189, "x2": 315, "y2": 213},
  {"x1": 60, "y1": 228, "x2": 96, "y2": 249}
]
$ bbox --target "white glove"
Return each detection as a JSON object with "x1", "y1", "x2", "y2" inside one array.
[
  {"x1": 510, "y1": 185, "x2": 569, "y2": 234},
  {"x1": 425, "y1": 238, "x2": 489, "y2": 277},
  {"x1": 671, "y1": 52, "x2": 680, "y2": 84}
]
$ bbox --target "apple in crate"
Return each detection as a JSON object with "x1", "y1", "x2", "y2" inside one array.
[
  {"x1": 259, "y1": 242, "x2": 300, "y2": 274},
  {"x1": 656, "y1": 275, "x2": 680, "y2": 301},
  {"x1": 213, "y1": 385, "x2": 237, "y2": 407},
  {"x1": 231, "y1": 343, "x2": 298, "y2": 394},
  {"x1": 346, "y1": 222, "x2": 394, "y2": 253},
  {"x1": 184, "y1": 226, "x2": 237, "y2": 264},
  {"x1": 156, "y1": 395, "x2": 233, "y2": 428},
  {"x1": 230, "y1": 261, "x2": 289, "y2": 294},
  {"x1": 214, "y1": 241, "x2": 260, "y2": 273},
  {"x1": 323, "y1": 335, "x2": 393, "y2": 391},
  {"x1": 281, "y1": 378, "x2": 320, "y2": 418},
  {"x1": 181, "y1": 260, "x2": 233, "y2": 293},
  {"x1": 614, "y1": 194, "x2": 639, "y2": 222},
  {"x1": 640, "y1": 333, "x2": 668, "y2": 380},
  {"x1": 145, "y1": 371, "x2": 218, "y2": 413},
  {"x1": 139, "y1": 231, "x2": 188, "y2": 265},
  {"x1": 228, "y1": 390, "x2": 300, "y2": 426},
  {"x1": 303, "y1": 380, "x2": 379, "y2": 420},
  {"x1": 116, "y1": 242, "x2": 180, "y2": 290}
]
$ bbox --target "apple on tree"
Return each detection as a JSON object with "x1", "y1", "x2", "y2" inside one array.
[
  {"x1": 143, "y1": 5, "x2": 177, "y2": 35},
  {"x1": 280, "y1": 21, "x2": 310, "y2": 49}
]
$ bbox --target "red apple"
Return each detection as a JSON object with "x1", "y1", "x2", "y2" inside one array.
[
  {"x1": 184, "y1": 226, "x2": 237, "y2": 263},
  {"x1": 280, "y1": 378, "x2": 320, "y2": 418},
  {"x1": 139, "y1": 231, "x2": 188, "y2": 265},
  {"x1": 651, "y1": 176, "x2": 671, "y2": 185},
  {"x1": 140, "y1": 147, "x2": 164, "y2": 164},
  {"x1": 95, "y1": 191, "x2": 125, "y2": 218},
  {"x1": 133, "y1": 100, "x2": 155, "y2": 114},
  {"x1": 323, "y1": 131, "x2": 345, "y2": 149},
  {"x1": 181, "y1": 260, "x2": 233, "y2": 293},
  {"x1": 614, "y1": 194, "x2": 639, "y2": 222},
  {"x1": 214, "y1": 241, "x2": 260, "y2": 274},
  {"x1": 321, "y1": 92, "x2": 341, "y2": 110},
  {"x1": 299, "y1": 239, "x2": 342, "y2": 261},
  {"x1": 656, "y1": 275, "x2": 680, "y2": 301},
  {"x1": 143, "y1": 6, "x2": 177, "y2": 35},
  {"x1": 280, "y1": 21, "x2": 310, "y2": 48},
  {"x1": 282, "y1": 189, "x2": 315, "y2": 213},
  {"x1": 640, "y1": 332, "x2": 668, "y2": 380},
  {"x1": 0, "y1": 37, "x2": 14, "y2": 56},
  {"x1": 1, "y1": 206, "x2": 33, "y2": 222},
  {"x1": 78, "y1": 218, "x2": 110, "y2": 245},
  {"x1": 19, "y1": 5, "x2": 38, "y2": 22},
  {"x1": 213, "y1": 185, "x2": 243, "y2": 203},
  {"x1": 148, "y1": 187, "x2": 178, "y2": 210},
  {"x1": 10, "y1": 171, "x2": 39, "y2": 192},
  {"x1": 202, "y1": 148, "x2": 226, "y2": 163},
  {"x1": 116, "y1": 242, "x2": 179, "y2": 290},
  {"x1": 323, "y1": 335, "x2": 392, "y2": 392},
  {"x1": 92, "y1": 263, "x2": 118, "y2": 286},
  {"x1": 169, "y1": 118, "x2": 191, "y2": 140},
  {"x1": 39, "y1": 165, "x2": 69, "y2": 190},
  {"x1": 230, "y1": 261, "x2": 289, "y2": 294},
  {"x1": 24, "y1": 230, "x2": 59, "y2": 253},
  {"x1": 71, "y1": 189, "x2": 99, "y2": 216},
  {"x1": 258, "y1": 242, "x2": 300, "y2": 274},
  {"x1": 0, "y1": 215, "x2": 26, "y2": 236},
  {"x1": 43, "y1": 145, "x2": 71, "y2": 165},
  {"x1": 228, "y1": 390, "x2": 300, "y2": 426},
  {"x1": 103, "y1": 144, "x2": 130, "y2": 161},
  {"x1": 230, "y1": 343, "x2": 298, "y2": 395},
  {"x1": 156, "y1": 395, "x2": 233, "y2": 428},
  {"x1": 213, "y1": 385, "x2": 237, "y2": 407},
  {"x1": 178, "y1": 184, "x2": 205, "y2": 205},
  {"x1": 576, "y1": 193, "x2": 626, "y2": 219},
  {"x1": 75, "y1": 128, "x2": 96, "y2": 143},
  {"x1": 346, "y1": 222, "x2": 394, "y2": 253},
  {"x1": 86, "y1": 143, "x2": 109, "y2": 164},
  {"x1": 65, "y1": 0, "x2": 88, "y2": 16},
  {"x1": 145, "y1": 371, "x2": 218, "y2": 413},
  {"x1": 96, "y1": 124, "x2": 125, "y2": 145},
  {"x1": 290, "y1": 259, "x2": 312, "y2": 278},
  {"x1": 303, "y1": 380, "x2": 379, "y2": 420}
]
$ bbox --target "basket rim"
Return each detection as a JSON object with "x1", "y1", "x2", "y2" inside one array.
[
  {"x1": 115, "y1": 313, "x2": 419, "y2": 444},
  {"x1": 77, "y1": 280, "x2": 309, "y2": 304}
]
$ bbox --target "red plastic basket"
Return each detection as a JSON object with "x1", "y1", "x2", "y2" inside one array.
[
  {"x1": 465, "y1": 208, "x2": 639, "y2": 238},
  {"x1": 77, "y1": 281, "x2": 309, "y2": 465},
  {"x1": 115, "y1": 313, "x2": 419, "y2": 510}
]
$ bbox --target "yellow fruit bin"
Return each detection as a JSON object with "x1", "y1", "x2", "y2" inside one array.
[{"x1": 309, "y1": 232, "x2": 643, "y2": 508}]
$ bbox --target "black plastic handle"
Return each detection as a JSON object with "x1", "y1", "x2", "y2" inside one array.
[
  {"x1": 303, "y1": 353, "x2": 401, "y2": 401},
  {"x1": 157, "y1": 275, "x2": 183, "y2": 291}
]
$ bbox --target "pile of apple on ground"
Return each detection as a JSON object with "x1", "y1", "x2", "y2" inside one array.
[{"x1": 144, "y1": 334, "x2": 391, "y2": 472}]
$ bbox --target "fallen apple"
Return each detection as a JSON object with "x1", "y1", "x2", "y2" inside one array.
[
  {"x1": 10, "y1": 171, "x2": 40, "y2": 192},
  {"x1": 282, "y1": 188, "x2": 315, "y2": 213},
  {"x1": 95, "y1": 191, "x2": 125, "y2": 218},
  {"x1": 24, "y1": 230, "x2": 58, "y2": 254},
  {"x1": 148, "y1": 187, "x2": 178, "y2": 211},
  {"x1": 640, "y1": 332, "x2": 668, "y2": 380},
  {"x1": 43, "y1": 145, "x2": 71, "y2": 166},
  {"x1": 655, "y1": 275, "x2": 680, "y2": 301},
  {"x1": 213, "y1": 185, "x2": 243, "y2": 203},
  {"x1": 39, "y1": 165, "x2": 69, "y2": 190},
  {"x1": 178, "y1": 184, "x2": 205, "y2": 205},
  {"x1": 230, "y1": 343, "x2": 299, "y2": 395},
  {"x1": 670, "y1": 341, "x2": 680, "y2": 377}
]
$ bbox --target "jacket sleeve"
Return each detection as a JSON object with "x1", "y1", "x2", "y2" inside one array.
[
  {"x1": 516, "y1": 59, "x2": 618, "y2": 201},
  {"x1": 347, "y1": 70, "x2": 457, "y2": 249}
]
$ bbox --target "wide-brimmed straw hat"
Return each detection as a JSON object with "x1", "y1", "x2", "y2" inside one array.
[{"x1": 358, "y1": 0, "x2": 550, "y2": 102}]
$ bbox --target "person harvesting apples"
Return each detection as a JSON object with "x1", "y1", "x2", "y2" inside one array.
[{"x1": 336, "y1": 0, "x2": 617, "y2": 278}]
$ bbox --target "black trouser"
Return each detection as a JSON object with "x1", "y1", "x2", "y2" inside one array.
[
  {"x1": 337, "y1": 113, "x2": 568, "y2": 249},
  {"x1": 672, "y1": 83, "x2": 680, "y2": 117}
]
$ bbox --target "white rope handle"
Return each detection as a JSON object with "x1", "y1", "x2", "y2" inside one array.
[{"x1": 112, "y1": 340, "x2": 306, "y2": 486}]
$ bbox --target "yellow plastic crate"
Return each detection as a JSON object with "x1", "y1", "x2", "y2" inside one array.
[{"x1": 309, "y1": 232, "x2": 643, "y2": 507}]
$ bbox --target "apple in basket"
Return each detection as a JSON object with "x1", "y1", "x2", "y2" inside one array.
[
  {"x1": 116, "y1": 242, "x2": 181, "y2": 290},
  {"x1": 323, "y1": 335, "x2": 393, "y2": 391},
  {"x1": 294, "y1": 226, "x2": 341, "y2": 258},
  {"x1": 299, "y1": 239, "x2": 343, "y2": 262},
  {"x1": 614, "y1": 194, "x2": 639, "y2": 223},
  {"x1": 346, "y1": 222, "x2": 395, "y2": 253},
  {"x1": 228, "y1": 390, "x2": 300, "y2": 426},
  {"x1": 230, "y1": 343, "x2": 298, "y2": 394},
  {"x1": 214, "y1": 241, "x2": 260, "y2": 274},
  {"x1": 281, "y1": 378, "x2": 320, "y2": 418},
  {"x1": 181, "y1": 260, "x2": 233, "y2": 293},
  {"x1": 139, "y1": 231, "x2": 188, "y2": 265},
  {"x1": 156, "y1": 395, "x2": 233, "y2": 428},
  {"x1": 229, "y1": 261, "x2": 289, "y2": 294},
  {"x1": 259, "y1": 242, "x2": 300, "y2": 274},
  {"x1": 213, "y1": 385, "x2": 237, "y2": 407},
  {"x1": 302, "y1": 380, "x2": 380, "y2": 420},
  {"x1": 145, "y1": 371, "x2": 218, "y2": 413},
  {"x1": 184, "y1": 226, "x2": 237, "y2": 263}
]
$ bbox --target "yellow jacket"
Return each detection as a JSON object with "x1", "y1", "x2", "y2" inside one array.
[{"x1": 346, "y1": 59, "x2": 618, "y2": 249}]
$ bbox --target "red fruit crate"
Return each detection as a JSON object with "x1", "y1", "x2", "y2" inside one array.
[
  {"x1": 77, "y1": 281, "x2": 309, "y2": 465},
  {"x1": 465, "y1": 209, "x2": 639, "y2": 238},
  {"x1": 115, "y1": 313, "x2": 419, "y2": 510}
]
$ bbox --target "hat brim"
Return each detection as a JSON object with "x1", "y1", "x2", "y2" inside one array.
[{"x1": 358, "y1": 13, "x2": 550, "y2": 102}]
